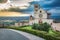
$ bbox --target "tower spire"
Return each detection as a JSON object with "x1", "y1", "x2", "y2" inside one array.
[{"x1": 34, "y1": 4, "x2": 39, "y2": 19}]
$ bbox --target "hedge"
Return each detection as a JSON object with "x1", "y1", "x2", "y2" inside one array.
[
  {"x1": 32, "y1": 23, "x2": 51, "y2": 32},
  {"x1": 19, "y1": 28, "x2": 60, "y2": 40},
  {"x1": 6, "y1": 27, "x2": 60, "y2": 40}
]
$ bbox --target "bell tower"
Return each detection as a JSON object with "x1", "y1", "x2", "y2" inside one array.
[{"x1": 34, "y1": 4, "x2": 39, "y2": 19}]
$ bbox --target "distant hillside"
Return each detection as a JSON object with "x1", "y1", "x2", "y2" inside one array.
[{"x1": 0, "y1": 0, "x2": 7, "y2": 3}]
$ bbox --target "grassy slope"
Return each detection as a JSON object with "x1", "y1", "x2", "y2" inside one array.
[
  {"x1": 6, "y1": 26, "x2": 60, "y2": 40},
  {"x1": 21, "y1": 26, "x2": 60, "y2": 37}
]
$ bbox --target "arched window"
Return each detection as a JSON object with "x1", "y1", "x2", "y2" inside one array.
[{"x1": 40, "y1": 11, "x2": 42, "y2": 13}]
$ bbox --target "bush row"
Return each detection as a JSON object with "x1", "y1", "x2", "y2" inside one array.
[
  {"x1": 32, "y1": 22, "x2": 51, "y2": 32},
  {"x1": 6, "y1": 27, "x2": 60, "y2": 40},
  {"x1": 7, "y1": 27, "x2": 60, "y2": 40},
  {"x1": 19, "y1": 28, "x2": 60, "y2": 40}
]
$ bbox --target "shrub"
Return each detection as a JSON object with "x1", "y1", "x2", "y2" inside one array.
[
  {"x1": 42, "y1": 22, "x2": 51, "y2": 32},
  {"x1": 32, "y1": 23, "x2": 38, "y2": 29},
  {"x1": 32, "y1": 22, "x2": 51, "y2": 32}
]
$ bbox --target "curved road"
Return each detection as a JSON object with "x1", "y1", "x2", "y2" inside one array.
[{"x1": 0, "y1": 29, "x2": 29, "y2": 40}]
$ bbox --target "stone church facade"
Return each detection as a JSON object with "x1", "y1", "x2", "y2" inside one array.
[
  {"x1": 0, "y1": 4, "x2": 53, "y2": 27},
  {"x1": 14, "y1": 4, "x2": 53, "y2": 27}
]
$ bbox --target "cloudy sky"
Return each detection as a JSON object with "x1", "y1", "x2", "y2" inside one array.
[
  {"x1": 12, "y1": 0, "x2": 60, "y2": 17},
  {"x1": 30, "y1": 0, "x2": 60, "y2": 16},
  {"x1": 0, "y1": 0, "x2": 60, "y2": 17}
]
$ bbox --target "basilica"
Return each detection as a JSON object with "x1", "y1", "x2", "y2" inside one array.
[
  {"x1": 0, "y1": 4, "x2": 53, "y2": 27},
  {"x1": 13, "y1": 4, "x2": 53, "y2": 27}
]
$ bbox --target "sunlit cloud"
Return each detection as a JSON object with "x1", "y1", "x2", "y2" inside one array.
[
  {"x1": 0, "y1": 0, "x2": 34, "y2": 9},
  {"x1": 34, "y1": 0, "x2": 40, "y2": 1},
  {"x1": 10, "y1": 0, "x2": 33, "y2": 6}
]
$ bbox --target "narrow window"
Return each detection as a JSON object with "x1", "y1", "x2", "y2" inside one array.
[
  {"x1": 35, "y1": 10, "x2": 38, "y2": 11},
  {"x1": 40, "y1": 11, "x2": 42, "y2": 13},
  {"x1": 35, "y1": 5, "x2": 38, "y2": 8}
]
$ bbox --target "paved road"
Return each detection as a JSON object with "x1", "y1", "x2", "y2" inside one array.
[{"x1": 0, "y1": 29, "x2": 29, "y2": 40}]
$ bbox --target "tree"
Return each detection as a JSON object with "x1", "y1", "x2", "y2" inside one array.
[{"x1": 32, "y1": 22, "x2": 51, "y2": 32}]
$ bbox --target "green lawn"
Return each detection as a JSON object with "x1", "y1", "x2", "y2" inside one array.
[
  {"x1": 49, "y1": 29, "x2": 57, "y2": 35},
  {"x1": 18, "y1": 26, "x2": 60, "y2": 37},
  {"x1": 20, "y1": 26, "x2": 47, "y2": 33},
  {"x1": 6, "y1": 26, "x2": 60, "y2": 40},
  {"x1": 48, "y1": 29, "x2": 60, "y2": 37},
  {"x1": 21, "y1": 26, "x2": 32, "y2": 30}
]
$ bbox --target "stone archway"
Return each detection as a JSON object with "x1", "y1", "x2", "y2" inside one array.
[{"x1": 39, "y1": 19, "x2": 42, "y2": 24}]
